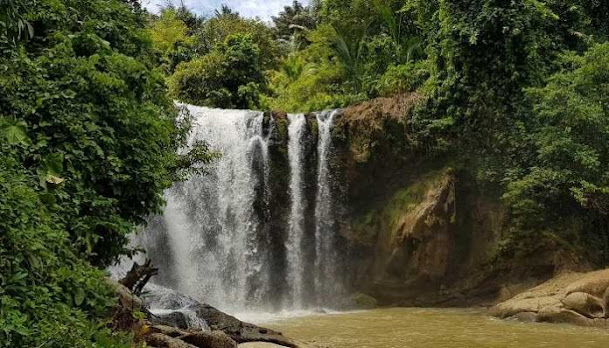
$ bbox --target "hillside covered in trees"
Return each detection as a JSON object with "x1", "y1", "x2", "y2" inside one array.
[{"x1": 1, "y1": 0, "x2": 609, "y2": 347}]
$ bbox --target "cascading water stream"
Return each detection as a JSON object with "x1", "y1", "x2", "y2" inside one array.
[
  {"x1": 146, "y1": 106, "x2": 272, "y2": 312},
  {"x1": 286, "y1": 114, "x2": 307, "y2": 308},
  {"x1": 314, "y1": 110, "x2": 341, "y2": 305},
  {"x1": 134, "y1": 106, "x2": 343, "y2": 314}
]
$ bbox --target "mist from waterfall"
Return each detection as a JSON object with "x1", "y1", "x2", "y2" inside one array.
[{"x1": 137, "y1": 105, "x2": 343, "y2": 313}]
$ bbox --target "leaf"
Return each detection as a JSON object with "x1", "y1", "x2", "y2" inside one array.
[
  {"x1": 10, "y1": 272, "x2": 28, "y2": 283},
  {"x1": 44, "y1": 153, "x2": 64, "y2": 175},
  {"x1": 74, "y1": 287, "x2": 85, "y2": 306},
  {"x1": 45, "y1": 174, "x2": 65, "y2": 185},
  {"x1": 27, "y1": 21, "x2": 34, "y2": 39},
  {"x1": 42, "y1": 153, "x2": 66, "y2": 185},
  {"x1": 1, "y1": 120, "x2": 30, "y2": 145}
]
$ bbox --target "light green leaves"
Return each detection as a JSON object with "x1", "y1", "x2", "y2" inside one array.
[
  {"x1": 74, "y1": 287, "x2": 85, "y2": 306},
  {"x1": 38, "y1": 153, "x2": 66, "y2": 188},
  {"x1": 0, "y1": 118, "x2": 30, "y2": 145}
]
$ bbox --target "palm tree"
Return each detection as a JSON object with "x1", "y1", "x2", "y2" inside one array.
[{"x1": 329, "y1": 20, "x2": 371, "y2": 88}]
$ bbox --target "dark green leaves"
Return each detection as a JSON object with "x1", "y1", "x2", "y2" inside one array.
[{"x1": 0, "y1": 0, "x2": 196, "y2": 347}]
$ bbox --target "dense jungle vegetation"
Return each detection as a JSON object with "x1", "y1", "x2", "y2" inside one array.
[{"x1": 1, "y1": 0, "x2": 608, "y2": 346}]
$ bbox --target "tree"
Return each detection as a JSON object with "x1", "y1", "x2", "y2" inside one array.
[
  {"x1": 169, "y1": 34, "x2": 267, "y2": 109},
  {"x1": 1, "y1": 0, "x2": 215, "y2": 346},
  {"x1": 505, "y1": 43, "x2": 609, "y2": 223},
  {"x1": 197, "y1": 7, "x2": 281, "y2": 69},
  {"x1": 150, "y1": 7, "x2": 194, "y2": 53},
  {"x1": 150, "y1": 7, "x2": 198, "y2": 73},
  {"x1": 0, "y1": 0, "x2": 33, "y2": 42},
  {"x1": 272, "y1": 0, "x2": 318, "y2": 49}
]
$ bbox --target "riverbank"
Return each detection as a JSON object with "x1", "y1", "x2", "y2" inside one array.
[{"x1": 108, "y1": 265, "x2": 609, "y2": 348}]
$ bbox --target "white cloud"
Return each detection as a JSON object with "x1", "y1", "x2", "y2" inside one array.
[{"x1": 141, "y1": 0, "x2": 309, "y2": 21}]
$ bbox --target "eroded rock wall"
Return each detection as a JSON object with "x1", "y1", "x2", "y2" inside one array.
[{"x1": 326, "y1": 95, "x2": 512, "y2": 306}]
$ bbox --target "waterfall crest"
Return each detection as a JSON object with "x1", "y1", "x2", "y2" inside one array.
[{"x1": 138, "y1": 106, "x2": 344, "y2": 312}]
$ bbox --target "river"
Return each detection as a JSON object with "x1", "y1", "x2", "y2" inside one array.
[{"x1": 243, "y1": 308, "x2": 609, "y2": 348}]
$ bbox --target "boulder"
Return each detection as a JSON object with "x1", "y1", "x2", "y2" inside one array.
[
  {"x1": 191, "y1": 303, "x2": 297, "y2": 347},
  {"x1": 181, "y1": 331, "x2": 237, "y2": 348},
  {"x1": 564, "y1": 269, "x2": 609, "y2": 297},
  {"x1": 142, "y1": 284, "x2": 298, "y2": 348},
  {"x1": 148, "y1": 325, "x2": 238, "y2": 348},
  {"x1": 108, "y1": 281, "x2": 295, "y2": 348},
  {"x1": 348, "y1": 293, "x2": 378, "y2": 309},
  {"x1": 604, "y1": 286, "x2": 609, "y2": 318},
  {"x1": 112, "y1": 280, "x2": 144, "y2": 311},
  {"x1": 561, "y1": 292, "x2": 604, "y2": 318},
  {"x1": 491, "y1": 269, "x2": 609, "y2": 328},
  {"x1": 146, "y1": 333, "x2": 198, "y2": 348},
  {"x1": 490, "y1": 296, "x2": 561, "y2": 319},
  {"x1": 152, "y1": 311, "x2": 190, "y2": 329}
]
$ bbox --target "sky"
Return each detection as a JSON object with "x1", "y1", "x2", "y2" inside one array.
[{"x1": 142, "y1": 0, "x2": 309, "y2": 21}]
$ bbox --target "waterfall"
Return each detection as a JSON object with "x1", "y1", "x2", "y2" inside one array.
[
  {"x1": 314, "y1": 110, "x2": 341, "y2": 305},
  {"x1": 137, "y1": 106, "x2": 343, "y2": 313},
  {"x1": 286, "y1": 114, "x2": 307, "y2": 308},
  {"x1": 145, "y1": 106, "x2": 272, "y2": 312}
]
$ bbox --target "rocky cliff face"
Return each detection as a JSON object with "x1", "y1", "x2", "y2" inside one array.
[
  {"x1": 337, "y1": 165, "x2": 510, "y2": 306},
  {"x1": 261, "y1": 94, "x2": 587, "y2": 307},
  {"x1": 324, "y1": 95, "x2": 551, "y2": 306}
]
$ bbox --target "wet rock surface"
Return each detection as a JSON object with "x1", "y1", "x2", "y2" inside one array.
[
  {"x1": 491, "y1": 269, "x2": 609, "y2": 327},
  {"x1": 108, "y1": 280, "x2": 300, "y2": 348}
]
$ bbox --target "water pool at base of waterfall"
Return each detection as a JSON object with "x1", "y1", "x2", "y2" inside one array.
[{"x1": 244, "y1": 308, "x2": 609, "y2": 348}]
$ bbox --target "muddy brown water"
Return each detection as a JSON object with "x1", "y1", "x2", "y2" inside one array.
[{"x1": 246, "y1": 308, "x2": 609, "y2": 348}]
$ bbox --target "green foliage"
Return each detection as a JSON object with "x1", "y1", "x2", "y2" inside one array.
[
  {"x1": 0, "y1": 0, "x2": 211, "y2": 268},
  {"x1": 401, "y1": 0, "x2": 609, "y2": 263},
  {"x1": 150, "y1": 7, "x2": 197, "y2": 73},
  {"x1": 169, "y1": 34, "x2": 267, "y2": 109},
  {"x1": 268, "y1": 0, "x2": 428, "y2": 112},
  {"x1": 272, "y1": 0, "x2": 318, "y2": 50},
  {"x1": 150, "y1": 8, "x2": 194, "y2": 53},
  {"x1": 504, "y1": 44, "x2": 609, "y2": 226},
  {"x1": 197, "y1": 9, "x2": 281, "y2": 70},
  {"x1": 409, "y1": 0, "x2": 557, "y2": 149},
  {"x1": 267, "y1": 24, "x2": 361, "y2": 112},
  {"x1": 0, "y1": 0, "x2": 33, "y2": 42},
  {"x1": 0, "y1": 157, "x2": 133, "y2": 348},
  {"x1": 377, "y1": 61, "x2": 430, "y2": 96},
  {"x1": 0, "y1": 0, "x2": 213, "y2": 346}
]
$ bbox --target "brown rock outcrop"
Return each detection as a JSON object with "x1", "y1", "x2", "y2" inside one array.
[{"x1": 491, "y1": 269, "x2": 609, "y2": 327}]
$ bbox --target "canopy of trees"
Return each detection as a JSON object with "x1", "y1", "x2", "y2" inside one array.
[{"x1": 154, "y1": 0, "x2": 609, "y2": 267}]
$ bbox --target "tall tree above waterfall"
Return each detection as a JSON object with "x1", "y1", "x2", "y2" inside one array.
[{"x1": 169, "y1": 34, "x2": 268, "y2": 109}]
